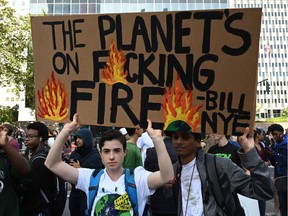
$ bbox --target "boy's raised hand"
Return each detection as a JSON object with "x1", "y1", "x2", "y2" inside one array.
[
  {"x1": 238, "y1": 127, "x2": 255, "y2": 153},
  {"x1": 63, "y1": 113, "x2": 81, "y2": 133},
  {"x1": 146, "y1": 119, "x2": 162, "y2": 140}
]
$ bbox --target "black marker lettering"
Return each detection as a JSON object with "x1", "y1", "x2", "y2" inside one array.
[
  {"x1": 110, "y1": 84, "x2": 139, "y2": 125},
  {"x1": 70, "y1": 80, "x2": 95, "y2": 120},
  {"x1": 193, "y1": 11, "x2": 223, "y2": 54},
  {"x1": 98, "y1": 15, "x2": 115, "y2": 50},
  {"x1": 222, "y1": 11, "x2": 251, "y2": 56}
]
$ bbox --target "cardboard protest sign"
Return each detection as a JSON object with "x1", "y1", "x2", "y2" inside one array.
[{"x1": 31, "y1": 8, "x2": 261, "y2": 135}]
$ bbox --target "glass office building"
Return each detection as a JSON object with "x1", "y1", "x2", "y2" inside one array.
[
  {"x1": 29, "y1": 0, "x2": 228, "y2": 15},
  {"x1": 29, "y1": 0, "x2": 288, "y2": 119},
  {"x1": 230, "y1": 0, "x2": 287, "y2": 119}
]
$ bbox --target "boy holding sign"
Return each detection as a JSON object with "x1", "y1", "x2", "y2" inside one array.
[{"x1": 45, "y1": 114, "x2": 173, "y2": 215}]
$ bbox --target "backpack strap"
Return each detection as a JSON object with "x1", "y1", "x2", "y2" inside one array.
[
  {"x1": 54, "y1": 175, "x2": 60, "y2": 197},
  {"x1": 30, "y1": 153, "x2": 47, "y2": 163},
  {"x1": 124, "y1": 169, "x2": 138, "y2": 216},
  {"x1": 86, "y1": 169, "x2": 103, "y2": 216},
  {"x1": 31, "y1": 153, "x2": 56, "y2": 204},
  {"x1": 205, "y1": 154, "x2": 226, "y2": 212}
]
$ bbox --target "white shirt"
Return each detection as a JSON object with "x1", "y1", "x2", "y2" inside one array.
[
  {"x1": 181, "y1": 159, "x2": 204, "y2": 216},
  {"x1": 76, "y1": 166, "x2": 154, "y2": 216},
  {"x1": 136, "y1": 132, "x2": 154, "y2": 164}
]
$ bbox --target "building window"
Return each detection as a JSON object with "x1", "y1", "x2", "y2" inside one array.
[
  {"x1": 55, "y1": 4, "x2": 63, "y2": 14},
  {"x1": 72, "y1": 4, "x2": 79, "y2": 13},
  {"x1": 88, "y1": 4, "x2": 96, "y2": 13},
  {"x1": 63, "y1": 4, "x2": 70, "y2": 13},
  {"x1": 80, "y1": 4, "x2": 87, "y2": 13}
]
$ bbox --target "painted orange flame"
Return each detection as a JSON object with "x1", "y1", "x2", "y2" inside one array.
[
  {"x1": 101, "y1": 40, "x2": 128, "y2": 85},
  {"x1": 162, "y1": 74, "x2": 203, "y2": 132},
  {"x1": 37, "y1": 71, "x2": 69, "y2": 121}
]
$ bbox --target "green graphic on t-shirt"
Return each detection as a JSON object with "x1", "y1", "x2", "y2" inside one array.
[
  {"x1": 215, "y1": 153, "x2": 231, "y2": 159},
  {"x1": 95, "y1": 193, "x2": 131, "y2": 216}
]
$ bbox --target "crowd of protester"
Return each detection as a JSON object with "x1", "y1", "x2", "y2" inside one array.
[{"x1": 0, "y1": 120, "x2": 287, "y2": 216}]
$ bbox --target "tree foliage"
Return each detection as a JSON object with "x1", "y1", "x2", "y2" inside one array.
[
  {"x1": 0, "y1": 0, "x2": 34, "y2": 108},
  {"x1": 282, "y1": 107, "x2": 288, "y2": 118},
  {"x1": 0, "y1": 105, "x2": 18, "y2": 123}
]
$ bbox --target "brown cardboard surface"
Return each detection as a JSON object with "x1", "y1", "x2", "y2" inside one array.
[{"x1": 31, "y1": 8, "x2": 261, "y2": 135}]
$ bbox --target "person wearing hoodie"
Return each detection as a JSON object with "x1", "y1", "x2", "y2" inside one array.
[{"x1": 68, "y1": 128, "x2": 104, "y2": 216}]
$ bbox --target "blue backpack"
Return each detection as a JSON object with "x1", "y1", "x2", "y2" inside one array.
[{"x1": 85, "y1": 168, "x2": 138, "y2": 216}]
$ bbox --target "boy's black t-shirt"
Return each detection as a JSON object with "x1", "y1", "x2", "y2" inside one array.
[{"x1": 208, "y1": 142, "x2": 241, "y2": 167}]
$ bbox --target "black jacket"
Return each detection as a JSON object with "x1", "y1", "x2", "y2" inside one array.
[
  {"x1": 20, "y1": 147, "x2": 55, "y2": 216},
  {"x1": 69, "y1": 128, "x2": 103, "y2": 198},
  {"x1": 145, "y1": 137, "x2": 178, "y2": 214}
]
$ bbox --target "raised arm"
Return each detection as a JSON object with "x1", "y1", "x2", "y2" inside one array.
[
  {"x1": 146, "y1": 120, "x2": 174, "y2": 189},
  {"x1": 0, "y1": 127, "x2": 30, "y2": 174},
  {"x1": 237, "y1": 127, "x2": 255, "y2": 153},
  {"x1": 45, "y1": 114, "x2": 80, "y2": 184},
  {"x1": 234, "y1": 127, "x2": 274, "y2": 199}
]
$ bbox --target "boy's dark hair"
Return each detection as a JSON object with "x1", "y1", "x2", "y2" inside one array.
[
  {"x1": 99, "y1": 129, "x2": 127, "y2": 151},
  {"x1": 1, "y1": 124, "x2": 14, "y2": 136},
  {"x1": 268, "y1": 124, "x2": 284, "y2": 133},
  {"x1": 125, "y1": 127, "x2": 136, "y2": 136},
  {"x1": 191, "y1": 133, "x2": 205, "y2": 141},
  {"x1": 27, "y1": 122, "x2": 49, "y2": 141},
  {"x1": 225, "y1": 135, "x2": 231, "y2": 140}
]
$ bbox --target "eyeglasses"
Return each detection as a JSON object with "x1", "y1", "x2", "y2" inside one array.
[{"x1": 25, "y1": 134, "x2": 40, "y2": 139}]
